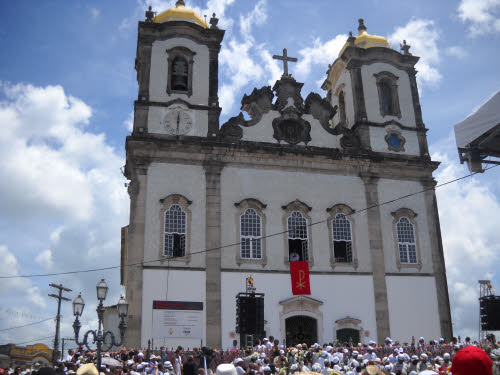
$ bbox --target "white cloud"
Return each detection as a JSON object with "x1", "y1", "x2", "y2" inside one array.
[
  {"x1": 124, "y1": 111, "x2": 134, "y2": 132},
  {"x1": 431, "y1": 145, "x2": 500, "y2": 339},
  {"x1": 260, "y1": 49, "x2": 282, "y2": 85},
  {"x1": 239, "y1": 0, "x2": 267, "y2": 38},
  {"x1": 295, "y1": 34, "x2": 347, "y2": 82},
  {"x1": 35, "y1": 249, "x2": 54, "y2": 269},
  {"x1": 0, "y1": 245, "x2": 46, "y2": 308},
  {"x1": 445, "y1": 46, "x2": 467, "y2": 59},
  {"x1": 457, "y1": 0, "x2": 500, "y2": 36},
  {"x1": 389, "y1": 19, "x2": 442, "y2": 89},
  {"x1": 219, "y1": 39, "x2": 264, "y2": 113},
  {"x1": 0, "y1": 82, "x2": 129, "y2": 344},
  {"x1": 90, "y1": 7, "x2": 100, "y2": 20}
]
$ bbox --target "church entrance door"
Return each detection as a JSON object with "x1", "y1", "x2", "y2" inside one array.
[
  {"x1": 285, "y1": 315, "x2": 317, "y2": 347},
  {"x1": 336, "y1": 328, "x2": 360, "y2": 344}
]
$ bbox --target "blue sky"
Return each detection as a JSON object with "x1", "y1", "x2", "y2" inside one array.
[{"x1": 0, "y1": 0, "x2": 499, "y2": 348}]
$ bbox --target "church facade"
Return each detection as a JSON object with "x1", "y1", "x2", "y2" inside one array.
[{"x1": 121, "y1": 1, "x2": 452, "y2": 349}]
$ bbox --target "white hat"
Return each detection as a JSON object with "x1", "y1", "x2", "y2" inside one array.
[
  {"x1": 356, "y1": 355, "x2": 363, "y2": 361},
  {"x1": 321, "y1": 351, "x2": 328, "y2": 358},
  {"x1": 332, "y1": 357, "x2": 339, "y2": 364},
  {"x1": 216, "y1": 364, "x2": 237, "y2": 375},
  {"x1": 313, "y1": 343, "x2": 320, "y2": 349},
  {"x1": 260, "y1": 353, "x2": 266, "y2": 358},
  {"x1": 368, "y1": 341, "x2": 376, "y2": 346},
  {"x1": 420, "y1": 353, "x2": 428, "y2": 360},
  {"x1": 326, "y1": 346, "x2": 332, "y2": 352},
  {"x1": 385, "y1": 337, "x2": 392, "y2": 342},
  {"x1": 367, "y1": 346, "x2": 373, "y2": 350},
  {"x1": 411, "y1": 355, "x2": 418, "y2": 360},
  {"x1": 443, "y1": 353, "x2": 451, "y2": 359},
  {"x1": 290, "y1": 364, "x2": 298, "y2": 372},
  {"x1": 126, "y1": 360, "x2": 134, "y2": 366},
  {"x1": 311, "y1": 364, "x2": 321, "y2": 373},
  {"x1": 136, "y1": 365, "x2": 143, "y2": 371},
  {"x1": 232, "y1": 358, "x2": 243, "y2": 366},
  {"x1": 262, "y1": 367, "x2": 271, "y2": 373},
  {"x1": 384, "y1": 365, "x2": 392, "y2": 371},
  {"x1": 398, "y1": 348, "x2": 404, "y2": 354},
  {"x1": 439, "y1": 338, "x2": 445, "y2": 342},
  {"x1": 409, "y1": 372, "x2": 417, "y2": 375},
  {"x1": 263, "y1": 338, "x2": 268, "y2": 341},
  {"x1": 150, "y1": 355, "x2": 156, "y2": 360},
  {"x1": 397, "y1": 354, "x2": 404, "y2": 360},
  {"x1": 138, "y1": 352, "x2": 144, "y2": 358},
  {"x1": 352, "y1": 351, "x2": 359, "y2": 356},
  {"x1": 419, "y1": 337, "x2": 424, "y2": 341}
]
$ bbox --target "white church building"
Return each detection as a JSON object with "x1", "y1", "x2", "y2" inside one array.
[{"x1": 121, "y1": 1, "x2": 452, "y2": 349}]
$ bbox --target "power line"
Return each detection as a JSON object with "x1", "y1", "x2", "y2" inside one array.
[
  {"x1": 0, "y1": 164, "x2": 498, "y2": 280},
  {"x1": 12, "y1": 335, "x2": 55, "y2": 346},
  {"x1": 0, "y1": 317, "x2": 55, "y2": 332}
]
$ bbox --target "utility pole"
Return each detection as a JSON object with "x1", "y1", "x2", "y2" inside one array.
[
  {"x1": 49, "y1": 283, "x2": 72, "y2": 365},
  {"x1": 61, "y1": 337, "x2": 75, "y2": 361}
]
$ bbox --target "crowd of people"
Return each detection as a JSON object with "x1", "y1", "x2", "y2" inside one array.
[{"x1": 2, "y1": 335, "x2": 499, "y2": 375}]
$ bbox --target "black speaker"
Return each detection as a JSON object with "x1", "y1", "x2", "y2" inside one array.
[
  {"x1": 480, "y1": 295, "x2": 500, "y2": 331},
  {"x1": 236, "y1": 294, "x2": 264, "y2": 334}
]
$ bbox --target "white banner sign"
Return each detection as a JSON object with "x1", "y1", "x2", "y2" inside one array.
[{"x1": 152, "y1": 301, "x2": 203, "y2": 339}]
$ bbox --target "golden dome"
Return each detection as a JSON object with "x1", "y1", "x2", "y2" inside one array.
[
  {"x1": 154, "y1": 0, "x2": 208, "y2": 28},
  {"x1": 339, "y1": 19, "x2": 391, "y2": 57}
]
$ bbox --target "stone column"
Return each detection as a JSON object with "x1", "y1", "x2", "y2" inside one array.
[
  {"x1": 124, "y1": 165, "x2": 149, "y2": 348},
  {"x1": 203, "y1": 161, "x2": 224, "y2": 348},
  {"x1": 421, "y1": 179, "x2": 453, "y2": 340},
  {"x1": 361, "y1": 173, "x2": 391, "y2": 342}
]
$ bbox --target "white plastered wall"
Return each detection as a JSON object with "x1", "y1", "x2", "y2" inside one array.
[
  {"x1": 361, "y1": 62, "x2": 416, "y2": 127},
  {"x1": 144, "y1": 163, "x2": 206, "y2": 268},
  {"x1": 377, "y1": 178, "x2": 433, "y2": 274},
  {"x1": 369, "y1": 125, "x2": 420, "y2": 156},
  {"x1": 148, "y1": 37, "x2": 210, "y2": 137},
  {"x1": 220, "y1": 167, "x2": 370, "y2": 272},
  {"x1": 331, "y1": 70, "x2": 355, "y2": 128},
  {"x1": 142, "y1": 269, "x2": 206, "y2": 348},
  {"x1": 221, "y1": 272, "x2": 378, "y2": 349},
  {"x1": 386, "y1": 275, "x2": 441, "y2": 342},
  {"x1": 149, "y1": 37, "x2": 210, "y2": 104},
  {"x1": 148, "y1": 105, "x2": 209, "y2": 137},
  {"x1": 239, "y1": 110, "x2": 341, "y2": 148}
]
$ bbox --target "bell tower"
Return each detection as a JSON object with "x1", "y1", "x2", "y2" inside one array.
[{"x1": 133, "y1": 1, "x2": 224, "y2": 138}]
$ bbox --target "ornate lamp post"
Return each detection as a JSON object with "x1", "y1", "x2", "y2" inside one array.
[{"x1": 72, "y1": 279, "x2": 128, "y2": 371}]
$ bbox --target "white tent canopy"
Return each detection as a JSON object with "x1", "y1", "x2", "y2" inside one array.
[{"x1": 454, "y1": 90, "x2": 500, "y2": 172}]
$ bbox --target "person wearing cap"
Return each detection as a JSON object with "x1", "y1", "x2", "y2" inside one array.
[
  {"x1": 363, "y1": 347, "x2": 376, "y2": 361},
  {"x1": 215, "y1": 364, "x2": 236, "y2": 375},
  {"x1": 406, "y1": 355, "x2": 418, "y2": 373},
  {"x1": 388, "y1": 350, "x2": 399, "y2": 364},
  {"x1": 417, "y1": 353, "x2": 429, "y2": 372},
  {"x1": 438, "y1": 352, "x2": 452, "y2": 373},
  {"x1": 392, "y1": 354, "x2": 407, "y2": 374},
  {"x1": 232, "y1": 359, "x2": 244, "y2": 375},
  {"x1": 163, "y1": 362, "x2": 175, "y2": 375}
]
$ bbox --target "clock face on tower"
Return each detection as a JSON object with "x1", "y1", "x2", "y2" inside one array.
[{"x1": 163, "y1": 107, "x2": 194, "y2": 135}]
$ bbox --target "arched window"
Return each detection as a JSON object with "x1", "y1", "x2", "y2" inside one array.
[
  {"x1": 338, "y1": 91, "x2": 347, "y2": 126},
  {"x1": 240, "y1": 208, "x2": 262, "y2": 259},
  {"x1": 379, "y1": 80, "x2": 394, "y2": 114},
  {"x1": 374, "y1": 71, "x2": 401, "y2": 118},
  {"x1": 287, "y1": 211, "x2": 309, "y2": 261},
  {"x1": 164, "y1": 204, "x2": 186, "y2": 258},
  {"x1": 171, "y1": 57, "x2": 188, "y2": 91},
  {"x1": 396, "y1": 217, "x2": 417, "y2": 264},
  {"x1": 332, "y1": 213, "x2": 353, "y2": 263}
]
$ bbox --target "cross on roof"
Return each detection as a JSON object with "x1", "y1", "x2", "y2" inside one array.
[{"x1": 273, "y1": 48, "x2": 298, "y2": 78}]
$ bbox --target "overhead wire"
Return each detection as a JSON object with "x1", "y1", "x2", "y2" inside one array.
[
  {"x1": 0, "y1": 163, "x2": 498, "y2": 280},
  {"x1": 0, "y1": 317, "x2": 55, "y2": 332}
]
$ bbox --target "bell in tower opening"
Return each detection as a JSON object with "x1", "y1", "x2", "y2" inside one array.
[{"x1": 171, "y1": 57, "x2": 189, "y2": 91}]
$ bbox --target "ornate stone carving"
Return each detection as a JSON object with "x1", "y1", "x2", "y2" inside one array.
[
  {"x1": 272, "y1": 76, "x2": 304, "y2": 112},
  {"x1": 340, "y1": 128, "x2": 361, "y2": 150},
  {"x1": 219, "y1": 113, "x2": 244, "y2": 141},
  {"x1": 304, "y1": 92, "x2": 338, "y2": 133},
  {"x1": 272, "y1": 106, "x2": 311, "y2": 145},
  {"x1": 241, "y1": 86, "x2": 274, "y2": 124}
]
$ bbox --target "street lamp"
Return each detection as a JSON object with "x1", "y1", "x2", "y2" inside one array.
[{"x1": 72, "y1": 279, "x2": 128, "y2": 371}]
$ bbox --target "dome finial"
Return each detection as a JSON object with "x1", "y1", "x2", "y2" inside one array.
[
  {"x1": 358, "y1": 18, "x2": 367, "y2": 34},
  {"x1": 176, "y1": 0, "x2": 185, "y2": 7}
]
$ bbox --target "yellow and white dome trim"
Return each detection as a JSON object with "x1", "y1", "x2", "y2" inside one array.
[
  {"x1": 154, "y1": 0, "x2": 208, "y2": 28},
  {"x1": 339, "y1": 19, "x2": 392, "y2": 57}
]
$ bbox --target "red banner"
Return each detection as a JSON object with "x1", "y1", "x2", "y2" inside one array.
[{"x1": 290, "y1": 261, "x2": 311, "y2": 295}]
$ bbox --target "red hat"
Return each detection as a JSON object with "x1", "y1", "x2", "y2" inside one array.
[{"x1": 451, "y1": 346, "x2": 492, "y2": 375}]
